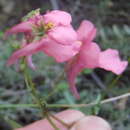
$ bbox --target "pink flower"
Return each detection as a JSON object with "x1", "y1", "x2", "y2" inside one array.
[
  {"x1": 6, "y1": 10, "x2": 81, "y2": 67},
  {"x1": 66, "y1": 20, "x2": 128, "y2": 99}
]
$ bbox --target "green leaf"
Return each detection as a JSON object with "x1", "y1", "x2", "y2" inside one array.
[
  {"x1": 92, "y1": 94, "x2": 102, "y2": 115},
  {"x1": 124, "y1": 25, "x2": 130, "y2": 35},
  {"x1": 22, "y1": 8, "x2": 40, "y2": 21},
  {"x1": 83, "y1": 69, "x2": 93, "y2": 74},
  {"x1": 112, "y1": 25, "x2": 123, "y2": 39},
  {"x1": 57, "y1": 82, "x2": 68, "y2": 91},
  {"x1": 100, "y1": 28, "x2": 108, "y2": 42},
  {"x1": 63, "y1": 91, "x2": 75, "y2": 104},
  {"x1": 0, "y1": 31, "x2": 4, "y2": 38},
  {"x1": 5, "y1": 118, "x2": 22, "y2": 129}
]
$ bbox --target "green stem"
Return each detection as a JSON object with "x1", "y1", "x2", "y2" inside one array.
[
  {"x1": 108, "y1": 75, "x2": 121, "y2": 89},
  {"x1": 49, "y1": 112, "x2": 71, "y2": 129},
  {"x1": 1, "y1": 92, "x2": 130, "y2": 109},
  {"x1": 45, "y1": 113, "x2": 60, "y2": 130},
  {"x1": 23, "y1": 67, "x2": 45, "y2": 115},
  {"x1": 23, "y1": 66, "x2": 72, "y2": 129},
  {"x1": 23, "y1": 63, "x2": 59, "y2": 130}
]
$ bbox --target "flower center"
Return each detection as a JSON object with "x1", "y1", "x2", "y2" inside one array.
[
  {"x1": 44, "y1": 22, "x2": 54, "y2": 32},
  {"x1": 32, "y1": 22, "x2": 54, "y2": 38}
]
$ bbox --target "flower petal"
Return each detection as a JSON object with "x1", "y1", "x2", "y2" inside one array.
[
  {"x1": 77, "y1": 20, "x2": 96, "y2": 43},
  {"x1": 41, "y1": 38, "x2": 81, "y2": 62},
  {"x1": 43, "y1": 10, "x2": 72, "y2": 26},
  {"x1": 66, "y1": 42, "x2": 101, "y2": 99},
  {"x1": 5, "y1": 21, "x2": 32, "y2": 37},
  {"x1": 66, "y1": 59, "x2": 83, "y2": 99},
  {"x1": 79, "y1": 42, "x2": 101, "y2": 68},
  {"x1": 48, "y1": 26, "x2": 77, "y2": 45},
  {"x1": 99, "y1": 49, "x2": 128, "y2": 75},
  {"x1": 26, "y1": 55, "x2": 36, "y2": 70},
  {"x1": 7, "y1": 39, "x2": 45, "y2": 65}
]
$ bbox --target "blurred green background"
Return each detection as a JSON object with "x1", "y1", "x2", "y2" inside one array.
[{"x1": 0, "y1": 0, "x2": 130, "y2": 130}]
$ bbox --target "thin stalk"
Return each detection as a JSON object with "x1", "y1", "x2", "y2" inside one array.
[
  {"x1": 23, "y1": 68, "x2": 45, "y2": 115},
  {"x1": 45, "y1": 113, "x2": 60, "y2": 130},
  {"x1": 1, "y1": 93, "x2": 130, "y2": 108},
  {"x1": 108, "y1": 75, "x2": 121, "y2": 89},
  {"x1": 23, "y1": 63, "x2": 59, "y2": 130}
]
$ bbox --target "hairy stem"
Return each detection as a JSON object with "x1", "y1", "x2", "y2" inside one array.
[
  {"x1": 24, "y1": 67, "x2": 45, "y2": 115},
  {"x1": 1, "y1": 92, "x2": 130, "y2": 109},
  {"x1": 23, "y1": 63, "x2": 60, "y2": 130}
]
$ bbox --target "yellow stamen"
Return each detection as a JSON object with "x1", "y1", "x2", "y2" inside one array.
[
  {"x1": 32, "y1": 22, "x2": 54, "y2": 37},
  {"x1": 44, "y1": 22, "x2": 54, "y2": 31}
]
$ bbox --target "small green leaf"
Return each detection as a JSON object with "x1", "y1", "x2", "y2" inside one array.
[
  {"x1": 100, "y1": 28, "x2": 108, "y2": 42},
  {"x1": 5, "y1": 118, "x2": 22, "y2": 129},
  {"x1": 124, "y1": 25, "x2": 130, "y2": 35},
  {"x1": 83, "y1": 69, "x2": 93, "y2": 74},
  {"x1": 0, "y1": 31, "x2": 4, "y2": 37},
  {"x1": 63, "y1": 91, "x2": 75, "y2": 104},
  {"x1": 22, "y1": 8, "x2": 40, "y2": 21},
  {"x1": 112, "y1": 25, "x2": 123, "y2": 39},
  {"x1": 92, "y1": 94, "x2": 102, "y2": 115},
  {"x1": 57, "y1": 82, "x2": 68, "y2": 91}
]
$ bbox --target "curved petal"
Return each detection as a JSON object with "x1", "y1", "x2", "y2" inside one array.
[
  {"x1": 41, "y1": 38, "x2": 81, "y2": 62},
  {"x1": 5, "y1": 21, "x2": 32, "y2": 37},
  {"x1": 99, "y1": 49, "x2": 128, "y2": 75},
  {"x1": 66, "y1": 42, "x2": 101, "y2": 99},
  {"x1": 48, "y1": 26, "x2": 77, "y2": 45},
  {"x1": 26, "y1": 55, "x2": 36, "y2": 70},
  {"x1": 77, "y1": 20, "x2": 96, "y2": 44},
  {"x1": 7, "y1": 39, "x2": 45, "y2": 65},
  {"x1": 43, "y1": 10, "x2": 72, "y2": 26},
  {"x1": 66, "y1": 59, "x2": 83, "y2": 99}
]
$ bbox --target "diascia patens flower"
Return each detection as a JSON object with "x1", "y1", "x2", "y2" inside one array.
[
  {"x1": 66, "y1": 20, "x2": 128, "y2": 99},
  {"x1": 6, "y1": 10, "x2": 81, "y2": 68}
]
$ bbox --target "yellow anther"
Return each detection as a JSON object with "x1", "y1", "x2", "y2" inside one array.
[
  {"x1": 32, "y1": 22, "x2": 54, "y2": 37},
  {"x1": 44, "y1": 22, "x2": 54, "y2": 31}
]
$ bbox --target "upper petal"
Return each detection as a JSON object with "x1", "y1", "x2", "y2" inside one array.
[
  {"x1": 99, "y1": 49, "x2": 128, "y2": 75},
  {"x1": 5, "y1": 21, "x2": 32, "y2": 37},
  {"x1": 77, "y1": 20, "x2": 96, "y2": 43},
  {"x1": 48, "y1": 26, "x2": 78, "y2": 45},
  {"x1": 41, "y1": 38, "x2": 81, "y2": 62},
  {"x1": 43, "y1": 10, "x2": 72, "y2": 26}
]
